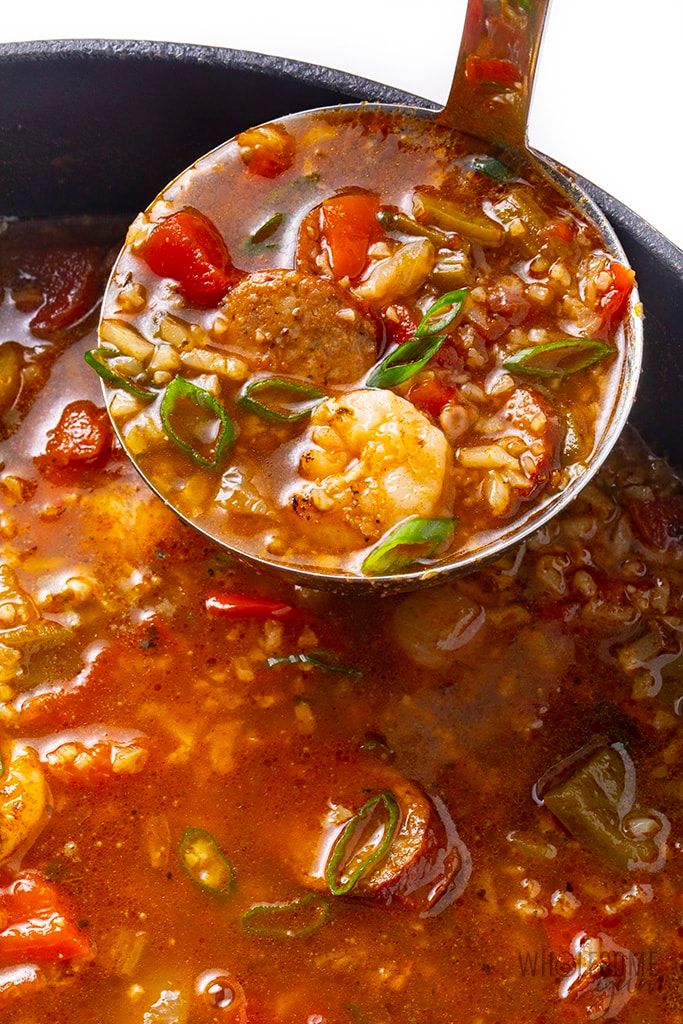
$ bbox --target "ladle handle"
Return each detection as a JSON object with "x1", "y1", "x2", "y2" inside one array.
[{"x1": 440, "y1": 0, "x2": 551, "y2": 151}]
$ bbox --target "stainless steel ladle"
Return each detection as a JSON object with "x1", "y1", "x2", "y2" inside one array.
[{"x1": 100, "y1": 0, "x2": 642, "y2": 593}]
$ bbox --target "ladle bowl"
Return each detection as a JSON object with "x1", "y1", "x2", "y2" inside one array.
[{"x1": 97, "y1": 0, "x2": 643, "y2": 593}]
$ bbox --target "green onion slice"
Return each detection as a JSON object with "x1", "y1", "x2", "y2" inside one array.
[
  {"x1": 464, "y1": 155, "x2": 518, "y2": 184},
  {"x1": 514, "y1": 0, "x2": 531, "y2": 12},
  {"x1": 84, "y1": 348, "x2": 155, "y2": 400},
  {"x1": 415, "y1": 289, "x2": 468, "y2": 338},
  {"x1": 237, "y1": 377, "x2": 325, "y2": 423},
  {"x1": 250, "y1": 212, "x2": 285, "y2": 245},
  {"x1": 241, "y1": 893, "x2": 330, "y2": 938},
  {"x1": 367, "y1": 291, "x2": 467, "y2": 388},
  {"x1": 265, "y1": 650, "x2": 361, "y2": 675},
  {"x1": 160, "y1": 376, "x2": 235, "y2": 469},
  {"x1": 325, "y1": 791, "x2": 400, "y2": 896},
  {"x1": 503, "y1": 339, "x2": 613, "y2": 378},
  {"x1": 361, "y1": 517, "x2": 457, "y2": 576},
  {"x1": 178, "y1": 827, "x2": 234, "y2": 898},
  {"x1": 366, "y1": 335, "x2": 446, "y2": 389}
]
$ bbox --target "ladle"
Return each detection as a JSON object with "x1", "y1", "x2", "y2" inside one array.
[{"x1": 98, "y1": 0, "x2": 642, "y2": 593}]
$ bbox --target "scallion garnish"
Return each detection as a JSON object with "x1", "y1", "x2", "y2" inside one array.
[
  {"x1": 415, "y1": 289, "x2": 468, "y2": 338},
  {"x1": 160, "y1": 376, "x2": 235, "y2": 469},
  {"x1": 250, "y1": 212, "x2": 285, "y2": 245},
  {"x1": 514, "y1": 0, "x2": 531, "y2": 12},
  {"x1": 265, "y1": 650, "x2": 361, "y2": 675},
  {"x1": 365, "y1": 334, "x2": 446, "y2": 389},
  {"x1": 241, "y1": 893, "x2": 330, "y2": 938},
  {"x1": 366, "y1": 291, "x2": 467, "y2": 389},
  {"x1": 84, "y1": 348, "x2": 155, "y2": 400},
  {"x1": 178, "y1": 828, "x2": 234, "y2": 898},
  {"x1": 361, "y1": 517, "x2": 457, "y2": 576},
  {"x1": 326, "y1": 791, "x2": 400, "y2": 896},
  {"x1": 237, "y1": 377, "x2": 325, "y2": 423},
  {"x1": 503, "y1": 339, "x2": 613, "y2": 378},
  {"x1": 464, "y1": 155, "x2": 518, "y2": 184}
]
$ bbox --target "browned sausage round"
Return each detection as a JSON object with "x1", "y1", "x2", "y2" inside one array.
[
  {"x1": 215, "y1": 269, "x2": 378, "y2": 388},
  {"x1": 284, "y1": 761, "x2": 471, "y2": 914}
]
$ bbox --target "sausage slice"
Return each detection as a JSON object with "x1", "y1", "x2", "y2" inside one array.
[
  {"x1": 216, "y1": 269, "x2": 378, "y2": 388},
  {"x1": 286, "y1": 762, "x2": 471, "y2": 914}
]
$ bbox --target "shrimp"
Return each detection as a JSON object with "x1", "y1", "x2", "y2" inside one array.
[
  {"x1": 0, "y1": 741, "x2": 52, "y2": 864},
  {"x1": 290, "y1": 389, "x2": 450, "y2": 549}
]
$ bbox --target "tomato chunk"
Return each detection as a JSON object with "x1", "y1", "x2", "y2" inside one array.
[
  {"x1": 382, "y1": 304, "x2": 418, "y2": 348},
  {"x1": 22, "y1": 248, "x2": 104, "y2": 340},
  {"x1": 542, "y1": 217, "x2": 576, "y2": 245},
  {"x1": 600, "y1": 261, "x2": 635, "y2": 329},
  {"x1": 626, "y1": 496, "x2": 683, "y2": 550},
  {"x1": 42, "y1": 400, "x2": 112, "y2": 468},
  {"x1": 408, "y1": 378, "x2": 456, "y2": 419},
  {"x1": 236, "y1": 123, "x2": 295, "y2": 178},
  {"x1": 0, "y1": 873, "x2": 91, "y2": 963},
  {"x1": 321, "y1": 193, "x2": 383, "y2": 280},
  {"x1": 138, "y1": 208, "x2": 242, "y2": 307},
  {"x1": 205, "y1": 591, "x2": 306, "y2": 622},
  {"x1": 465, "y1": 56, "x2": 522, "y2": 87}
]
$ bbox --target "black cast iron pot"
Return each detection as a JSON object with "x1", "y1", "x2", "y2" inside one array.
[{"x1": 1, "y1": 39, "x2": 681, "y2": 464}]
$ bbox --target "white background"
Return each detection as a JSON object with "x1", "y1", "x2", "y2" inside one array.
[{"x1": 2, "y1": 0, "x2": 683, "y2": 249}]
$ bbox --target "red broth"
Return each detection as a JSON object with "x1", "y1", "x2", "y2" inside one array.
[{"x1": 0, "y1": 218, "x2": 680, "y2": 1023}]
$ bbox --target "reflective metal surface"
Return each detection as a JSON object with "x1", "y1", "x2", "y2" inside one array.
[
  {"x1": 102, "y1": 98, "x2": 642, "y2": 594},
  {"x1": 98, "y1": 0, "x2": 644, "y2": 592}
]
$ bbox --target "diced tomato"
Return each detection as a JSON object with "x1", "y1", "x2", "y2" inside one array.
[
  {"x1": 382, "y1": 304, "x2": 418, "y2": 348},
  {"x1": 22, "y1": 248, "x2": 104, "y2": 340},
  {"x1": 138, "y1": 208, "x2": 242, "y2": 307},
  {"x1": 600, "y1": 262, "x2": 635, "y2": 329},
  {"x1": 408, "y1": 378, "x2": 456, "y2": 419},
  {"x1": 626, "y1": 496, "x2": 683, "y2": 550},
  {"x1": 236, "y1": 123, "x2": 295, "y2": 178},
  {"x1": 543, "y1": 217, "x2": 576, "y2": 245},
  {"x1": 321, "y1": 193, "x2": 382, "y2": 280},
  {"x1": 205, "y1": 591, "x2": 306, "y2": 623},
  {"x1": 465, "y1": 56, "x2": 522, "y2": 87},
  {"x1": 0, "y1": 873, "x2": 91, "y2": 963},
  {"x1": 42, "y1": 400, "x2": 112, "y2": 468}
]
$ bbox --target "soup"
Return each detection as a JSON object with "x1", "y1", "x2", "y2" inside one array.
[
  {"x1": 95, "y1": 109, "x2": 636, "y2": 578},
  {"x1": 0, "y1": 217, "x2": 680, "y2": 1022}
]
